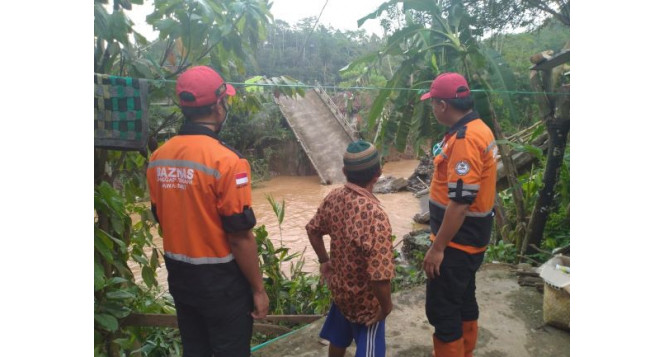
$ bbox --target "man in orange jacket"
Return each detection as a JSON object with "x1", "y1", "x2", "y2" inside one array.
[
  {"x1": 420, "y1": 73, "x2": 498, "y2": 357},
  {"x1": 147, "y1": 66, "x2": 268, "y2": 357}
]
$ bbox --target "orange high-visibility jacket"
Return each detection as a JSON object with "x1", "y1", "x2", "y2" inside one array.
[
  {"x1": 429, "y1": 112, "x2": 497, "y2": 254},
  {"x1": 147, "y1": 123, "x2": 256, "y2": 265}
]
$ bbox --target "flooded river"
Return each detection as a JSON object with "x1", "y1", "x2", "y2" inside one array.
[
  {"x1": 252, "y1": 159, "x2": 426, "y2": 273},
  {"x1": 133, "y1": 159, "x2": 426, "y2": 288}
]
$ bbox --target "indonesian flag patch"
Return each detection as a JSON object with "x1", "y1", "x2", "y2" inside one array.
[{"x1": 235, "y1": 172, "x2": 249, "y2": 187}]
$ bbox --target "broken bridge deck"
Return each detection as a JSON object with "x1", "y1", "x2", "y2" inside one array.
[{"x1": 275, "y1": 88, "x2": 356, "y2": 184}]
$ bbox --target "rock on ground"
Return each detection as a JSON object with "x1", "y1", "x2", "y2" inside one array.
[
  {"x1": 251, "y1": 264, "x2": 569, "y2": 357},
  {"x1": 406, "y1": 155, "x2": 433, "y2": 193},
  {"x1": 413, "y1": 211, "x2": 430, "y2": 224},
  {"x1": 401, "y1": 229, "x2": 431, "y2": 265},
  {"x1": 373, "y1": 175, "x2": 409, "y2": 194}
]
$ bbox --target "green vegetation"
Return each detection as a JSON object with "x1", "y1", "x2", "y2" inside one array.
[
  {"x1": 342, "y1": 0, "x2": 570, "y2": 264},
  {"x1": 253, "y1": 18, "x2": 384, "y2": 85},
  {"x1": 485, "y1": 240, "x2": 518, "y2": 263},
  {"x1": 342, "y1": 0, "x2": 569, "y2": 152},
  {"x1": 488, "y1": 19, "x2": 571, "y2": 76},
  {"x1": 255, "y1": 225, "x2": 332, "y2": 315},
  {"x1": 493, "y1": 142, "x2": 570, "y2": 264},
  {"x1": 94, "y1": 181, "x2": 176, "y2": 356},
  {"x1": 392, "y1": 242, "x2": 427, "y2": 292},
  {"x1": 220, "y1": 102, "x2": 297, "y2": 183}
]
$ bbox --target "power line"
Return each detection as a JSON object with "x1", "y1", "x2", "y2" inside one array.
[{"x1": 96, "y1": 73, "x2": 570, "y2": 96}]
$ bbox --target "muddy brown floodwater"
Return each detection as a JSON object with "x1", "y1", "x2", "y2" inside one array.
[
  {"x1": 132, "y1": 159, "x2": 426, "y2": 288},
  {"x1": 252, "y1": 159, "x2": 426, "y2": 274}
]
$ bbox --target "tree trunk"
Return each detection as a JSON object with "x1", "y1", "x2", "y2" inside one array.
[
  {"x1": 488, "y1": 103, "x2": 528, "y2": 236},
  {"x1": 479, "y1": 87, "x2": 529, "y2": 245},
  {"x1": 469, "y1": 68, "x2": 529, "y2": 248},
  {"x1": 493, "y1": 194, "x2": 508, "y2": 244},
  {"x1": 521, "y1": 74, "x2": 570, "y2": 256},
  {"x1": 95, "y1": 149, "x2": 108, "y2": 186}
]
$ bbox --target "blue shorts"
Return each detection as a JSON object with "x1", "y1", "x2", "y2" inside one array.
[{"x1": 319, "y1": 303, "x2": 386, "y2": 357}]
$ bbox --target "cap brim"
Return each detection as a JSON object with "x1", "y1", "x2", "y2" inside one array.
[
  {"x1": 420, "y1": 92, "x2": 432, "y2": 101},
  {"x1": 226, "y1": 83, "x2": 237, "y2": 96}
]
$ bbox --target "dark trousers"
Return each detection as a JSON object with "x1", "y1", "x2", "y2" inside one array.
[
  {"x1": 425, "y1": 247, "x2": 484, "y2": 342},
  {"x1": 165, "y1": 257, "x2": 254, "y2": 357}
]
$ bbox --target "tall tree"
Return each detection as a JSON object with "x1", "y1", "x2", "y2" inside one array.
[
  {"x1": 253, "y1": 18, "x2": 383, "y2": 85},
  {"x1": 521, "y1": 50, "x2": 570, "y2": 257}
]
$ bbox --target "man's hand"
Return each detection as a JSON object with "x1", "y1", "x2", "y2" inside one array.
[
  {"x1": 228, "y1": 229, "x2": 269, "y2": 319},
  {"x1": 320, "y1": 261, "x2": 333, "y2": 284},
  {"x1": 424, "y1": 200, "x2": 469, "y2": 279},
  {"x1": 251, "y1": 290, "x2": 269, "y2": 319},
  {"x1": 422, "y1": 245, "x2": 445, "y2": 279},
  {"x1": 365, "y1": 305, "x2": 391, "y2": 327},
  {"x1": 367, "y1": 279, "x2": 392, "y2": 326}
]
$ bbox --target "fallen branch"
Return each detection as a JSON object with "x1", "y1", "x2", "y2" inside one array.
[
  {"x1": 416, "y1": 176, "x2": 429, "y2": 189},
  {"x1": 517, "y1": 275, "x2": 545, "y2": 292},
  {"x1": 518, "y1": 276, "x2": 543, "y2": 285},
  {"x1": 515, "y1": 271, "x2": 540, "y2": 278},
  {"x1": 415, "y1": 188, "x2": 430, "y2": 198},
  {"x1": 552, "y1": 244, "x2": 570, "y2": 255},
  {"x1": 518, "y1": 255, "x2": 540, "y2": 265},
  {"x1": 528, "y1": 244, "x2": 554, "y2": 257}
]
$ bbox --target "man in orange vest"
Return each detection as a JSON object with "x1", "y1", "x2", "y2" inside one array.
[
  {"x1": 147, "y1": 66, "x2": 268, "y2": 357},
  {"x1": 420, "y1": 73, "x2": 498, "y2": 357}
]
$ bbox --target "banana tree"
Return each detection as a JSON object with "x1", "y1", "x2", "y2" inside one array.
[{"x1": 344, "y1": 0, "x2": 529, "y2": 244}]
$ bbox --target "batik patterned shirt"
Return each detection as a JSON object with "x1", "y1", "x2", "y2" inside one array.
[{"x1": 306, "y1": 182, "x2": 395, "y2": 324}]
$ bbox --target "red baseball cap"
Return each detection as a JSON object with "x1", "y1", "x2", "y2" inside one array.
[
  {"x1": 176, "y1": 66, "x2": 236, "y2": 107},
  {"x1": 420, "y1": 72, "x2": 471, "y2": 101}
]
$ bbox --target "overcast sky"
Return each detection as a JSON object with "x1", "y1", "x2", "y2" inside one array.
[
  {"x1": 126, "y1": 0, "x2": 388, "y2": 41},
  {"x1": 269, "y1": 0, "x2": 386, "y2": 35}
]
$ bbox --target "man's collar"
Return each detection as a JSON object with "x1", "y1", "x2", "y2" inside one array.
[
  {"x1": 178, "y1": 121, "x2": 218, "y2": 140},
  {"x1": 446, "y1": 111, "x2": 479, "y2": 136},
  {"x1": 344, "y1": 182, "x2": 382, "y2": 205}
]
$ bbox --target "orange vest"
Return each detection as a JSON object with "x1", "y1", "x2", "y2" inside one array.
[
  {"x1": 147, "y1": 123, "x2": 254, "y2": 264},
  {"x1": 429, "y1": 112, "x2": 497, "y2": 253}
]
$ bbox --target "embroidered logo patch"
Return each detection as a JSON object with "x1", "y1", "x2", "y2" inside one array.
[
  {"x1": 455, "y1": 161, "x2": 471, "y2": 176},
  {"x1": 432, "y1": 141, "x2": 443, "y2": 157},
  {"x1": 235, "y1": 172, "x2": 249, "y2": 187}
]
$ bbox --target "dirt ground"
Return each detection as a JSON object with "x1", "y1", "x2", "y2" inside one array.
[{"x1": 252, "y1": 263, "x2": 569, "y2": 357}]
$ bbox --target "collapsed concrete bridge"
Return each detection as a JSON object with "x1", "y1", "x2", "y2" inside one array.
[{"x1": 275, "y1": 87, "x2": 357, "y2": 184}]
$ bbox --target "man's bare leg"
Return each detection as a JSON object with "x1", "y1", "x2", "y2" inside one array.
[{"x1": 329, "y1": 343, "x2": 347, "y2": 357}]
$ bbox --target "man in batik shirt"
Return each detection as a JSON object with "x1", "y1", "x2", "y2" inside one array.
[{"x1": 307, "y1": 140, "x2": 396, "y2": 357}]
